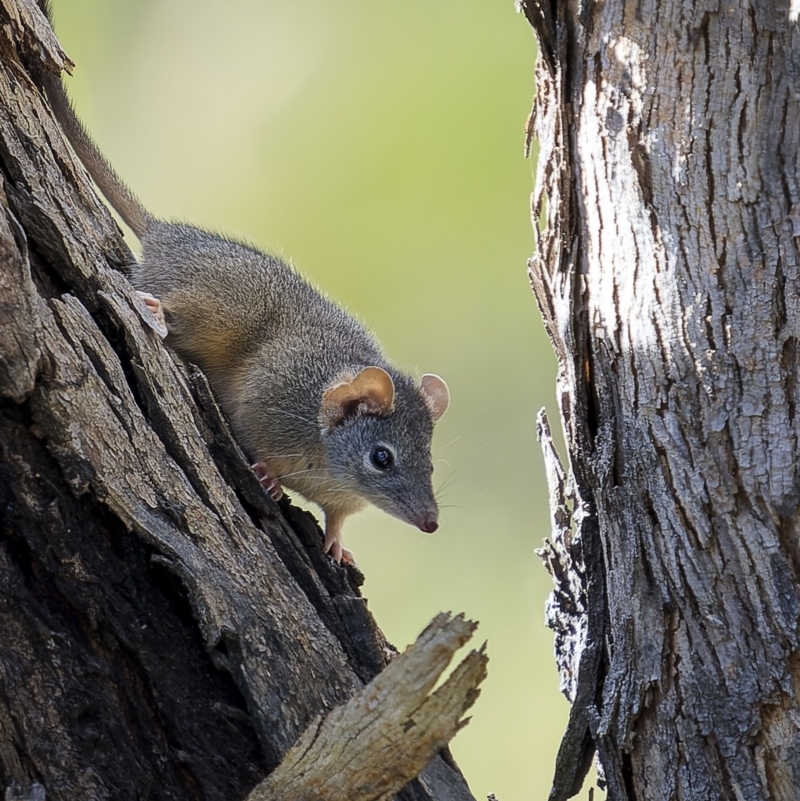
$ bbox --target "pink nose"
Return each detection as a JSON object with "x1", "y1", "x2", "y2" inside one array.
[{"x1": 418, "y1": 520, "x2": 438, "y2": 534}]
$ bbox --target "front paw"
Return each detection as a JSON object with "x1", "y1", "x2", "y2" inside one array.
[
  {"x1": 322, "y1": 529, "x2": 356, "y2": 565},
  {"x1": 251, "y1": 462, "x2": 283, "y2": 501}
]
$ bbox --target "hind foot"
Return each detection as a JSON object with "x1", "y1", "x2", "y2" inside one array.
[{"x1": 135, "y1": 291, "x2": 168, "y2": 339}]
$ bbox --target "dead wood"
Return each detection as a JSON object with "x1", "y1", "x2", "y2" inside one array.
[{"x1": 248, "y1": 613, "x2": 487, "y2": 801}]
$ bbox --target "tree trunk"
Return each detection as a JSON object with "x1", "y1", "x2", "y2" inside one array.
[
  {"x1": 523, "y1": 0, "x2": 800, "y2": 798},
  {"x1": 0, "y1": 2, "x2": 477, "y2": 799}
]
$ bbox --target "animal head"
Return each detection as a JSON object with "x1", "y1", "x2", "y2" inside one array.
[{"x1": 319, "y1": 366, "x2": 449, "y2": 532}]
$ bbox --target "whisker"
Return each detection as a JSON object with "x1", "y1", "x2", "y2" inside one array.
[
  {"x1": 277, "y1": 468, "x2": 330, "y2": 480},
  {"x1": 436, "y1": 474, "x2": 459, "y2": 494},
  {"x1": 432, "y1": 439, "x2": 504, "y2": 496}
]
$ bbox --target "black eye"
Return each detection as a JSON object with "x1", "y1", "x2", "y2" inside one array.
[{"x1": 370, "y1": 446, "x2": 394, "y2": 470}]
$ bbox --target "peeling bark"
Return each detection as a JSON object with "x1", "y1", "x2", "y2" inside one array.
[
  {"x1": 524, "y1": 0, "x2": 800, "y2": 799},
  {"x1": 0, "y1": 1, "x2": 477, "y2": 799}
]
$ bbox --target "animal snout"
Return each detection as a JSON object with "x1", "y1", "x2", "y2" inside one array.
[{"x1": 417, "y1": 518, "x2": 438, "y2": 534}]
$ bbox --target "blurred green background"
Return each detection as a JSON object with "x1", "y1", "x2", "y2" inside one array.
[{"x1": 49, "y1": 1, "x2": 578, "y2": 798}]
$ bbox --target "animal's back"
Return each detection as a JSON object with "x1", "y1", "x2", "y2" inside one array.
[{"x1": 133, "y1": 221, "x2": 386, "y2": 430}]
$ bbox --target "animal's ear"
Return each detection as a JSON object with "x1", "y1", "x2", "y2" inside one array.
[
  {"x1": 420, "y1": 374, "x2": 450, "y2": 423},
  {"x1": 320, "y1": 367, "x2": 395, "y2": 428}
]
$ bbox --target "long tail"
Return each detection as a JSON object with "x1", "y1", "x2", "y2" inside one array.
[{"x1": 41, "y1": 63, "x2": 152, "y2": 239}]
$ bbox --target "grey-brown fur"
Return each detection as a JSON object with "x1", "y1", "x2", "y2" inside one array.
[{"x1": 42, "y1": 57, "x2": 450, "y2": 562}]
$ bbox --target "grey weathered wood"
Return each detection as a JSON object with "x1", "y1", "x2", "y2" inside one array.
[
  {"x1": 248, "y1": 613, "x2": 487, "y2": 801},
  {"x1": 0, "y1": 1, "x2": 478, "y2": 798},
  {"x1": 523, "y1": 0, "x2": 800, "y2": 798}
]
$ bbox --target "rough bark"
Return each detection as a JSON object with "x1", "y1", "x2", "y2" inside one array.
[
  {"x1": 523, "y1": 0, "x2": 800, "y2": 799},
  {"x1": 0, "y1": 2, "x2": 478, "y2": 799}
]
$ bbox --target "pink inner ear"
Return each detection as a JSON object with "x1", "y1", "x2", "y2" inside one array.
[
  {"x1": 420, "y1": 373, "x2": 450, "y2": 422},
  {"x1": 320, "y1": 367, "x2": 396, "y2": 428},
  {"x1": 354, "y1": 366, "x2": 395, "y2": 414}
]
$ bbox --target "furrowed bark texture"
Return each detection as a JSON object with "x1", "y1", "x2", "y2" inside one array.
[
  {"x1": 523, "y1": 0, "x2": 800, "y2": 799},
  {"x1": 0, "y1": 2, "x2": 476, "y2": 799}
]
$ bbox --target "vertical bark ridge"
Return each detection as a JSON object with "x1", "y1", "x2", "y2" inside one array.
[{"x1": 526, "y1": 0, "x2": 800, "y2": 797}]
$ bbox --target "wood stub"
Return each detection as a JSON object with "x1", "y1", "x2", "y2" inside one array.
[{"x1": 247, "y1": 613, "x2": 487, "y2": 801}]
